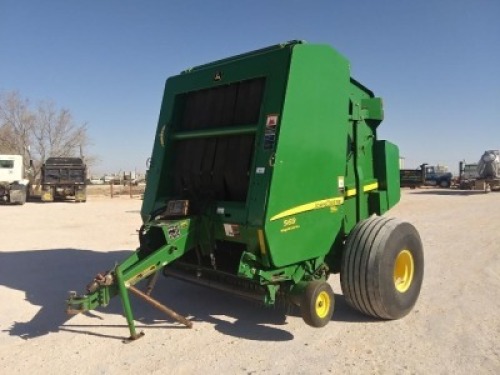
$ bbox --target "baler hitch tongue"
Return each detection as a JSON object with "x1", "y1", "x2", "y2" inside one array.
[
  {"x1": 65, "y1": 255, "x2": 193, "y2": 340},
  {"x1": 66, "y1": 291, "x2": 86, "y2": 315},
  {"x1": 86, "y1": 271, "x2": 114, "y2": 293},
  {"x1": 65, "y1": 270, "x2": 116, "y2": 315}
]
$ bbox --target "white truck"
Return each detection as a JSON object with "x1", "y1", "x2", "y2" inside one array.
[
  {"x1": 475, "y1": 150, "x2": 500, "y2": 192},
  {"x1": 458, "y1": 162, "x2": 479, "y2": 190},
  {"x1": 0, "y1": 155, "x2": 30, "y2": 205},
  {"x1": 459, "y1": 150, "x2": 500, "y2": 192}
]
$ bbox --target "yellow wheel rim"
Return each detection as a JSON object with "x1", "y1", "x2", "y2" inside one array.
[
  {"x1": 315, "y1": 291, "x2": 331, "y2": 318},
  {"x1": 394, "y1": 249, "x2": 414, "y2": 293}
]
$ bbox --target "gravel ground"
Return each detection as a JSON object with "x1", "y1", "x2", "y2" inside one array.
[{"x1": 0, "y1": 190, "x2": 499, "y2": 374}]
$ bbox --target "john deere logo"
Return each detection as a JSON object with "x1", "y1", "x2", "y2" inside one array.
[{"x1": 214, "y1": 71, "x2": 222, "y2": 81}]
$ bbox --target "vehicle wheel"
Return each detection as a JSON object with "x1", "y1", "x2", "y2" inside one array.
[
  {"x1": 15, "y1": 186, "x2": 27, "y2": 205},
  {"x1": 300, "y1": 281, "x2": 334, "y2": 327},
  {"x1": 340, "y1": 215, "x2": 424, "y2": 319},
  {"x1": 18, "y1": 194, "x2": 26, "y2": 205},
  {"x1": 439, "y1": 179, "x2": 450, "y2": 188}
]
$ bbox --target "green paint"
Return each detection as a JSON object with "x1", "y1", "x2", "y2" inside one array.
[{"x1": 67, "y1": 41, "x2": 403, "y2": 336}]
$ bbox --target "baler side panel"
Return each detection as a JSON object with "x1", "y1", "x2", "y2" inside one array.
[
  {"x1": 371, "y1": 140, "x2": 401, "y2": 213},
  {"x1": 265, "y1": 44, "x2": 350, "y2": 268},
  {"x1": 342, "y1": 81, "x2": 389, "y2": 231},
  {"x1": 354, "y1": 119, "x2": 376, "y2": 221}
]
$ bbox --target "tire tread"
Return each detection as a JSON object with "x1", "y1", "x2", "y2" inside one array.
[{"x1": 341, "y1": 215, "x2": 422, "y2": 319}]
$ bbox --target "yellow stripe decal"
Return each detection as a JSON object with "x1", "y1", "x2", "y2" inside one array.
[
  {"x1": 364, "y1": 182, "x2": 379, "y2": 192},
  {"x1": 346, "y1": 182, "x2": 378, "y2": 198},
  {"x1": 269, "y1": 182, "x2": 379, "y2": 222},
  {"x1": 346, "y1": 188, "x2": 357, "y2": 197},
  {"x1": 270, "y1": 196, "x2": 344, "y2": 221}
]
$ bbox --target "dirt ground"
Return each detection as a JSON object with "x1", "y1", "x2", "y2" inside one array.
[{"x1": 0, "y1": 190, "x2": 499, "y2": 374}]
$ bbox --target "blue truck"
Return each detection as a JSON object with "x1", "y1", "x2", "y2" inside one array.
[
  {"x1": 423, "y1": 165, "x2": 453, "y2": 188},
  {"x1": 400, "y1": 164, "x2": 452, "y2": 188}
]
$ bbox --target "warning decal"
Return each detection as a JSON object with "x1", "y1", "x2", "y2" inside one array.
[{"x1": 264, "y1": 114, "x2": 279, "y2": 150}]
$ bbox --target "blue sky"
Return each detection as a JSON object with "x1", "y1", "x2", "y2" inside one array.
[{"x1": 1, "y1": 0, "x2": 499, "y2": 174}]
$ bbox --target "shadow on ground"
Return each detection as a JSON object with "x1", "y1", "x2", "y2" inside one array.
[
  {"x1": 0, "y1": 248, "x2": 375, "y2": 343},
  {"x1": 0, "y1": 248, "x2": 293, "y2": 341},
  {"x1": 408, "y1": 189, "x2": 488, "y2": 196},
  {"x1": 0, "y1": 248, "x2": 131, "y2": 340},
  {"x1": 331, "y1": 294, "x2": 378, "y2": 323}
]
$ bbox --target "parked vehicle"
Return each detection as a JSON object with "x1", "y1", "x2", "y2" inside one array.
[
  {"x1": 0, "y1": 154, "x2": 31, "y2": 205},
  {"x1": 458, "y1": 161, "x2": 479, "y2": 190},
  {"x1": 473, "y1": 150, "x2": 500, "y2": 192},
  {"x1": 424, "y1": 165, "x2": 452, "y2": 188},
  {"x1": 41, "y1": 157, "x2": 87, "y2": 202},
  {"x1": 400, "y1": 163, "x2": 427, "y2": 188},
  {"x1": 400, "y1": 163, "x2": 451, "y2": 189}
]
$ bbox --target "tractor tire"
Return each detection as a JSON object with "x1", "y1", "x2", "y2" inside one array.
[
  {"x1": 300, "y1": 281, "x2": 334, "y2": 327},
  {"x1": 9, "y1": 184, "x2": 27, "y2": 205},
  {"x1": 340, "y1": 215, "x2": 423, "y2": 320},
  {"x1": 439, "y1": 179, "x2": 450, "y2": 188},
  {"x1": 17, "y1": 192, "x2": 26, "y2": 205}
]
